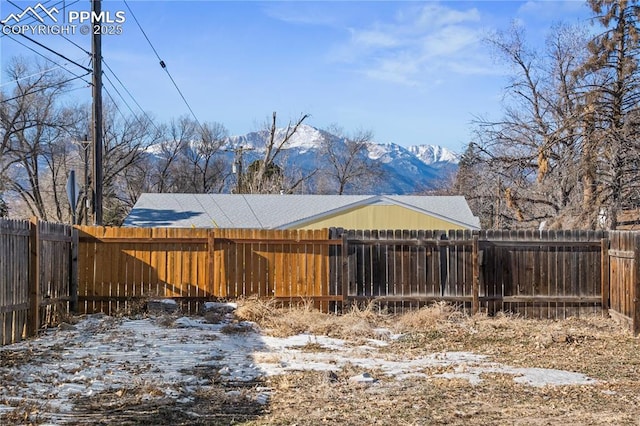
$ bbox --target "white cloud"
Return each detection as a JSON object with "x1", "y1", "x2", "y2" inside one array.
[
  {"x1": 351, "y1": 29, "x2": 400, "y2": 49},
  {"x1": 517, "y1": 1, "x2": 590, "y2": 21},
  {"x1": 330, "y1": 3, "x2": 493, "y2": 86},
  {"x1": 412, "y1": 4, "x2": 481, "y2": 29},
  {"x1": 421, "y1": 26, "x2": 479, "y2": 57},
  {"x1": 262, "y1": 3, "x2": 341, "y2": 26},
  {"x1": 362, "y1": 54, "x2": 422, "y2": 86}
]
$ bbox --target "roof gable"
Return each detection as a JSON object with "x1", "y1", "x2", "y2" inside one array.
[{"x1": 124, "y1": 194, "x2": 480, "y2": 230}]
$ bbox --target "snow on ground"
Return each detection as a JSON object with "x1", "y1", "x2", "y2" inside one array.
[{"x1": 0, "y1": 310, "x2": 596, "y2": 422}]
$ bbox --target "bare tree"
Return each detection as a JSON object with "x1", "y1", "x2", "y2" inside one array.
[
  {"x1": 454, "y1": 143, "x2": 499, "y2": 228},
  {"x1": 320, "y1": 125, "x2": 384, "y2": 194},
  {"x1": 143, "y1": 116, "x2": 231, "y2": 196},
  {"x1": 466, "y1": 24, "x2": 591, "y2": 229},
  {"x1": 238, "y1": 112, "x2": 317, "y2": 194},
  {"x1": 177, "y1": 121, "x2": 229, "y2": 193},
  {"x1": 150, "y1": 116, "x2": 196, "y2": 193},
  {"x1": 101, "y1": 101, "x2": 162, "y2": 225},
  {"x1": 0, "y1": 58, "x2": 84, "y2": 221}
]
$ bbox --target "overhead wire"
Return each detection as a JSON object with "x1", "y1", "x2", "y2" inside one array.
[
  {"x1": 102, "y1": 85, "x2": 132, "y2": 126},
  {"x1": 102, "y1": 59, "x2": 162, "y2": 134},
  {"x1": 241, "y1": 194, "x2": 264, "y2": 228},
  {"x1": 1, "y1": 0, "x2": 78, "y2": 28},
  {"x1": 102, "y1": 71, "x2": 139, "y2": 119},
  {"x1": 25, "y1": 0, "x2": 91, "y2": 55},
  {"x1": 2, "y1": 34, "x2": 91, "y2": 81},
  {"x1": 1, "y1": 26, "x2": 92, "y2": 74},
  {"x1": 0, "y1": 72, "x2": 91, "y2": 104},
  {"x1": 2, "y1": 0, "x2": 82, "y2": 31},
  {"x1": 2, "y1": 0, "x2": 162, "y2": 135},
  {"x1": 1, "y1": 0, "x2": 91, "y2": 89},
  {"x1": 123, "y1": 0, "x2": 206, "y2": 134},
  {"x1": 2, "y1": 0, "x2": 89, "y2": 70},
  {"x1": 194, "y1": 195, "x2": 226, "y2": 228},
  {"x1": 0, "y1": 64, "x2": 72, "y2": 88}
]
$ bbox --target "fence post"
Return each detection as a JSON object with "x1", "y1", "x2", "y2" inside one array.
[
  {"x1": 70, "y1": 227, "x2": 79, "y2": 313},
  {"x1": 28, "y1": 217, "x2": 40, "y2": 336},
  {"x1": 472, "y1": 235, "x2": 479, "y2": 315},
  {"x1": 341, "y1": 233, "x2": 349, "y2": 310},
  {"x1": 208, "y1": 229, "x2": 216, "y2": 298},
  {"x1": 634, "y1": 234, "x2": 640, "y2": 336},
  {"x1": 601, "y1": 237, "x2": 609, "y2": 316}
]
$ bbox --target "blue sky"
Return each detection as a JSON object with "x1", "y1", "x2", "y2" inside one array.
[{"x1": 0, "y1": 0, "x2": 594, "y2": 151}]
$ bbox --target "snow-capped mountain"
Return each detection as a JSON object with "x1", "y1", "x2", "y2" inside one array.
[
  {"x1": 227, "y1": 124, "x2": 330, "y2": 153},
  {"x1": 223, "y1": 125, "x2": 458, "y2": 194},
  {"x1": 407, "y1": 145, "x2": 459, "y2": 166},
  {"x1": 148, "y1": 124, "x2": 459, "y2": 194}
]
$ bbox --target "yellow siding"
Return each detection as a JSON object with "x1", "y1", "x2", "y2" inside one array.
[{"x1": 295, "y1": 204, "x2": 468, "y2": 230}]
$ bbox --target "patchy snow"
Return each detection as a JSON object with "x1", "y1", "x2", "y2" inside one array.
[
  {"x1": 203, "y1": 301, "x2": 237, "y2": 311},
  {"x1": 0, "y1": 313, "x2": 597, "y2": 422}
]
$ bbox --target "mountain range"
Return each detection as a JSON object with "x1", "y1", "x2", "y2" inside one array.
[{"x1": 224, "y1": 124, "x2": 459, "y2": 194}]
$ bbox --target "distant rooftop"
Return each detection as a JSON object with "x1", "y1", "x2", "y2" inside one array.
[{"x1": 124, "y1": 194, "x2": 481, "y2": 230}]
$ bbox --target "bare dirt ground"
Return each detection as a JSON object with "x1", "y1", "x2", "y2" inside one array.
[{"x1": 1, "y1": 300, "x2": 639, "y2": 425}]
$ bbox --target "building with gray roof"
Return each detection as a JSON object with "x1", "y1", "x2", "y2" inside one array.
[{"x1": 123, "y1": 194, "x2": 481, "y2": 230}]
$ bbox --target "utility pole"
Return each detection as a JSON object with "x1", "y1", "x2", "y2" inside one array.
[
  {"x1": 91, "y1": 0, "x2": 103, "y2": 225},
  {"x1": 80, "y1": 135, "x2": 91, "y2": 225},
  {"x1": 73, "y1": 135, "x2": 91, "y2": 225}
]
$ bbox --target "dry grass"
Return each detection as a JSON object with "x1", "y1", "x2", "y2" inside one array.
[
  {"x1": 236, "y1": 298, "x2": 388, "y2": 340},
  {"x1": 3, "y1": 300, "x2": 640, "y2": 425},
  {"x1": 230, "y1": 299, "x2": 640, "y2": 425}
]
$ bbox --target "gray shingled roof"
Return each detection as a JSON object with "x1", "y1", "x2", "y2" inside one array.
[{"x1": 123, "y1": 194, "x2": 481, "y2": 230}]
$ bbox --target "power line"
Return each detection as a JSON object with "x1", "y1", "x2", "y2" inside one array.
[
  {"x1": 0, "y1": 64, "x2": 71, "y2": 88},
  {"x1": 123, "y1": 0, "x2": 205, "y2": 133},
  {"x1": 241, "y1": 194, "x2": 264, "y2": 228},
  {"x1": 2, "y1": 0, "x2": 81, "y2": 31},
  {"x1": 0, "y1": 72, "x2": 91, "y2": 104},
  {"x1": 1, "y1": 28, "x2": 92, "y2": 74},
  {"x1": 59, "y1": 32, "x2": 89, "y2": 55},
  {"x1": 102, "y1": 72, "x2": 139, "y2": 119},
  {"x1": 102, "y1": 85, "x2": 131, "y2": 124},
  {"x1": 2, "y1": 0, "x2": 90, "y2": 73},
  {"x1": 102, "y1": 71, "x2": 164, "y2": 138},
  {"x1": 2, "y1": 1, "x2": 91, "y2": 64},
  {"x1": 2, "y1": 34, "x2": 91, "y2": 81},
  {"x1": 102, "y1": 59, "x2": 162, "y2": 134}
]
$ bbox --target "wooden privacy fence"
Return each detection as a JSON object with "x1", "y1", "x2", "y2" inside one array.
[
  {"x1": 0, "y1": 218, "x2": 76, "y2": 345},
  {"x1": 3, "y1": 223, "x2": 638, "y2": 346},
  {"x1": 76, "y1": 227, "x2": 333, "y2": 314},
  {"x1": 607, "y1": 231, "x2": 640, "y2": 334},
  {"x1": 334, "y1": 229, "x2": 606, "y2": 317},
  {"x1": 77, "y1": 227, "x2": 610, "y2": 318},
  {"x1": 333, "y1": 229, "x2": 480, "y2": 313}
]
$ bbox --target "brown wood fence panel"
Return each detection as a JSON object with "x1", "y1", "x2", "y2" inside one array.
[
  {"x1": 76, "y1": 227, "x2": 332, "y2": 314},
  {"x1": 7, "y1": 222, "x2": 640, "y2": 340},
  {"x1": 77, "y1": 226, "x2": 209, "y2": 314},
  {"x1": 212, "y1": 228, "x2": 331, "y2": 310},
  {"x1": 71, "y1": 225, "x2": 635, "y2": 329},
  {"x1": 479, "y1": 230, "x2": 604, "y2": 319},
  {"x1": 37, "y1": 220, "x2": 74, "y2": 328},
  {"x1": 1, "y1": 218, "x2": 74, "y2": 346},
  {"x1": 338, "y1": 229, "x2": 477, "y2": 313},
  {"x1": 608, "y1": 231, "x2": 640, "y2": 333},
  {"x1": 334, "y1": 228, "x2": 604, "y2": 318},
  {"x1": 0, "y1": 220, "x2": 30, "y2": 345}
]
